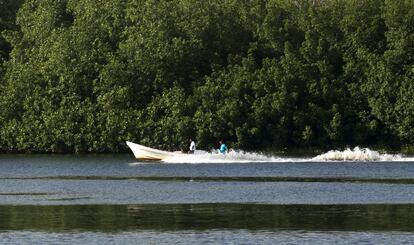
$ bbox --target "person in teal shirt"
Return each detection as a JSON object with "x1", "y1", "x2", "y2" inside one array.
[{"x1": 219, "y1": 140, "x2": 228, "y2": 154}]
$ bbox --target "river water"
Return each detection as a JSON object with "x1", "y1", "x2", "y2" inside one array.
[{"x1": 0, "y1": 152, "x2": 414, "y2": 244}]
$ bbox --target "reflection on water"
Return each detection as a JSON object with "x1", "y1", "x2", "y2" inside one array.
[
  {"x1": 0, "y1": 204, "x2": 413, "y2": 232},
  {"x1": 1, "y1": 230, "x2": 414, "y2": 245},
  {"x1": 1, "y1": 154, "x2": 414, "y2": 180},
  {"x1": 0, "y1": 155, "x2": 413, "y2": 243},
  {"x1": 3, "y1": 175, "x2": 414, "y2": 184},
  {"x1": 1, "y1": 179, "x2": 414, "y2": 205}
]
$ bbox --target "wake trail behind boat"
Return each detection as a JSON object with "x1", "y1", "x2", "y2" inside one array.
[
  {"x1": 312, "y1": 147, "x2": 414, "y2": 162},
  {"x1": 130, "y1": 147, "x2": 414, "y2": 164},
  {"x1": 162, "y1": 150, "x2": 304, "y2": 163}
]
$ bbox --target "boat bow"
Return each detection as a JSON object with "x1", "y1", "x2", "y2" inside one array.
[{"x1": 126, "y1": 141, "x2": 178, "y2": 161}]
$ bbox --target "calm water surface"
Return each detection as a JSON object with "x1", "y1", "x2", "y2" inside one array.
[{"x1": 0, "y1": 154, "x2": 413, "y2": 244}]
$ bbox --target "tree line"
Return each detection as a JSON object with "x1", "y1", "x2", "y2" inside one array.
[{"x1": 0, "y1": 0, "x2": 413, "y2": 153}]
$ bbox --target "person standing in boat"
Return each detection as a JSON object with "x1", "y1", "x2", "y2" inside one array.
[
  {"x1": 218, "y1": 140, "x2": 228, "y2": 154},
  {"x1": 189, "y1": 139, "x2": 196, "y2": 154}
]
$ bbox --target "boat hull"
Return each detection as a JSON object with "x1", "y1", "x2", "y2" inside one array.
[{"x1": 126, "y1": 141, "x2": 178, "y2": 161}]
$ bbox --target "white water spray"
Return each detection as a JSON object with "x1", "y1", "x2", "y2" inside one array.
[
  {"x1": 162, "y1": 150, "x2": 301, "y2": 163},
  {"x1": 312, "y1": 147, "x2": 404, "y2": 161},
  {"x1": 129, "y1": 147, "x2": 414, "y2": 165}
]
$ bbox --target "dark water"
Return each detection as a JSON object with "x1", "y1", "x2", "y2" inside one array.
[{"x1": 0, "y1": 154, "x2": 414, "y2": 244}]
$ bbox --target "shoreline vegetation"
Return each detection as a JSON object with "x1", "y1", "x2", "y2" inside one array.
[{"x1": 0, "y1": 0, "x2": 413, "y2": 154}]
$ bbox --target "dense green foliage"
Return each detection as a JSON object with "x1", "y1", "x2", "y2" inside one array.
[{"x1": 0, "y1": 0, "x2": 413, "y2": 153}]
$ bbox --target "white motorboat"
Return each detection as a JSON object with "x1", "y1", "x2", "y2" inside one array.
[{"x1": 126, "y1": 141, "x2": 180, "y2": 161}]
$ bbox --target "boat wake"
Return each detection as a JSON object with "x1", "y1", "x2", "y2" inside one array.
[
  {"x1": 129, "y1": 147, "x2": 414, "y2": 165},
  {"x1": 312, "y1": 147, "x2": 402, "y2": 161},
  {"x1": 312, "y1": 147, "x2": 414, "y2": 162},
  {"x1": 162, "y1": 150, "x2": 302, "y2": 163}
]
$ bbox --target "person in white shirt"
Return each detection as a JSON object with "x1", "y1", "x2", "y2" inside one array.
[{"x1": 189, "y1": 139, "x2": 196, "y2": 154}]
